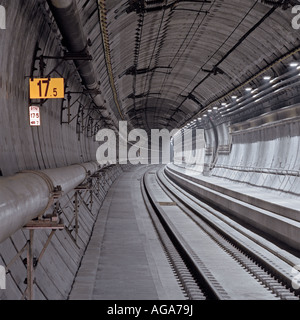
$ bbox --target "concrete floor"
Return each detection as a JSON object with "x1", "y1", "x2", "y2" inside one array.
[{"x1": 69, "y1": 165, "x2": 186, "y2": 300}]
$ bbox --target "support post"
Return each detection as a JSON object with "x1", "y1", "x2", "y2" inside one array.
[
  {"x1": 74, "y1": 191, "x2": 79, "y2": 243},
  {"x1": 26, "y1": 230, "x2": 34, "y2": 300}
]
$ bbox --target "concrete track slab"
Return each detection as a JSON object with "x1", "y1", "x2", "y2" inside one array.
[{"x1": 168, "y1": 164, "x2": 300, "y2": 222}]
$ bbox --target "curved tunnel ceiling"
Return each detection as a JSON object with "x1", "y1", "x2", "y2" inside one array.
[{"x1": 56, "y1": 0, "x2": 300, "y2": 131}]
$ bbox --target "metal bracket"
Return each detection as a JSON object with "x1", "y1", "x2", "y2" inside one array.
[
  {"x1": 37, "y1": 51, "x2": 93, "y2": 79},
  {"x1": 4, "y1": 207, "x2": 64, "y2": 300},
  {"x1": 28, "y1": 44, "x2": 93, "y2": 107},
  {"x1": 2, "y1": 168, "x2": 112, "y2": 300},
  {"x1": 61, "y1": 177, "x2": 95, "y2": 246},
  {"x1": 61, "y1": 89, "x2": 102, "y2": 125}
]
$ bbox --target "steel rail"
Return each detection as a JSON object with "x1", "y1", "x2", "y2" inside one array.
[
  {"x1": 159, "y1": 166, "x2": 300, "y2": 299},
  {"x1": 143, "y1": 168, "x2": 231, "y2": 300}
]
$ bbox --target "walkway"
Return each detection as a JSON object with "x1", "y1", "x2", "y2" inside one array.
[{"x1": 69, "y1": 165, "x2": 185, "y2": 300}]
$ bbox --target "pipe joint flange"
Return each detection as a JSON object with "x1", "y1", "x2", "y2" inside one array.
[{"x1": 19, "y1": 170, "x2": 55, "y2": 194}]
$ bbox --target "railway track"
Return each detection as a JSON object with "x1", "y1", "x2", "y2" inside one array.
[{"x1": 142, "y1": 166, "x2": 300, "y2": 300}]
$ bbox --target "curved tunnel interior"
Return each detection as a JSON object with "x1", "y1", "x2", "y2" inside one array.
[{"x1": 0, "y1": 0, "x2": 300, "y2": 300}]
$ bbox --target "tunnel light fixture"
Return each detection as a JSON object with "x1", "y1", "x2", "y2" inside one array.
[
  {"x1": 208, "y1": 109, "x2": 212, "y2": 113},
  {"x1": 290, "y1": 62, "x2": 298, "y2": 67},
  {"x1": 263, "y1": 76, "x2": 271, "y2": 81},
  {"x1": 231, "y1": 96, "x2": 237, "y2": 99},
  {"x1": 213, "y1": 107, "x2": 218, "y2": 110},
  {"x1": 245, "y1": 87, "x2": 252, "y2": 92}
]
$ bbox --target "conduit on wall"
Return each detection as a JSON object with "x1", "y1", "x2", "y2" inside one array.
[
  {"x1": 47, "y1": 0, "x2": 119, "y2": 127},
  {"x1": 97, "y1": 0, "x2": 125, "y2": 120},
  {"x1": 0, "y1": 161, "x2": 99, "y2": 244}
]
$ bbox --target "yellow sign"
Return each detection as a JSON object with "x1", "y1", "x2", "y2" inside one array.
[{"x1": 30, "y1": 78, "x2": 64, "y2": 99}]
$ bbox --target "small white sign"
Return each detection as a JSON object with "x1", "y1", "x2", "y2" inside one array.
[
  {"x1": 0, "y1": 265, "x2": 6, "y2": 290},
  {"x1": 29, "y1": 106, "x2": 41, "y2": 126}
]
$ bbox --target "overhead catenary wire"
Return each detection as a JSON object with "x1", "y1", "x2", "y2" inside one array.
[
  {"x1": 176, "y1": 0, "x2": 259, "y2": 101},
  {"x1": 142, "y1": 4, "x2": 168, "y2": 131},
  {"x1": 156, "y1": 0, "x2": 213, "y2": 107},
  {"x1": 175, "y1": 2, "x2": 278, "y2": 128}
]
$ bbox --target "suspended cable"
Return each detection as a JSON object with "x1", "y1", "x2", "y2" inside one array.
[
  {"x1": 172, "y1": 1, "x2": 277, "y2": 128},
  {"x1": 98, "y1": 0, "x2": 125, "y2": 120}
]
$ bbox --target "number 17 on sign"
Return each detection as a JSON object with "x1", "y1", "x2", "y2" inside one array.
[{"x1": 29, "y1": 78, "x2": 64, "y2": 99}]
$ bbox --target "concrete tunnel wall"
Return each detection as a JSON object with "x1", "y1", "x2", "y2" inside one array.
[
  {"x1": 202, "y1": 104, "x2": 300, "y2": 197},
  {"x1": 0, "y1": 2, "x2": 125, "y2": 300},
  {"x1": 0, "y1": 165, "x2": 124, "y2": 300},
  {"x1": 0, "y1": 1, "x2": 101, "y2": 177},
  {"x1": 1, "y1": 0, "x2": 300, "y2": 300}
]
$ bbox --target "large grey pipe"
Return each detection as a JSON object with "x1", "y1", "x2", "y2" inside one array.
[
  {"x1": 0, "y1": 162, "x2": 99, "y2": 244},
  {"x1": 48, "y1": 0, "x2": 118, "y2": 127}
]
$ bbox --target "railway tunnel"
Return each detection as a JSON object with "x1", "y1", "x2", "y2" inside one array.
[{"x1": 1, "y1": 0, "x2": 300, "y2": 301}]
